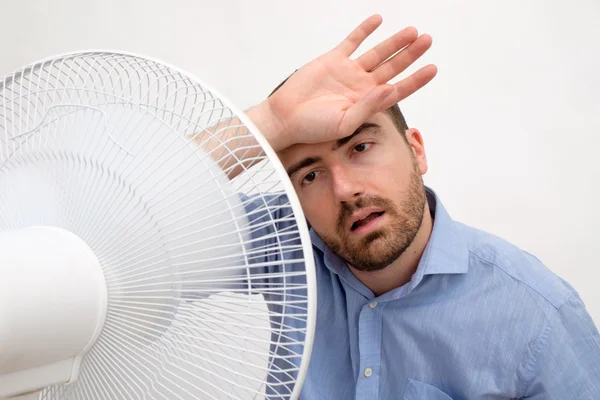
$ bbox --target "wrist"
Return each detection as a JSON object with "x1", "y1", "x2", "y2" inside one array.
[{"x1": 245, "y1": 100, "x2": 288, "y2": 152}]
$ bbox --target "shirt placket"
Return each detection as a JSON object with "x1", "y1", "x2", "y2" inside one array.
[{"x1": 355, "y1": 299, "x2": 384, "y2": 400}]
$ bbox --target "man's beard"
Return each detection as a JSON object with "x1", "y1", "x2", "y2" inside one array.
[{"x1": 318, "y1": 165, "x2": 426, "y2": 272}]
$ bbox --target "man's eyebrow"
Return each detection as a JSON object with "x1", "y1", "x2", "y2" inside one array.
[
  {"x1": 332, "y1": 122, "x2": 381, "y2": 151},
  {"x1": 286, "y1": 156, "x2": 322, "y2": 178}
]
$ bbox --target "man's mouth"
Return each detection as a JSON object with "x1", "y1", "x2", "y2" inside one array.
[{"x1": 350, "y1": 211, "x2": 385, "y2": 232}]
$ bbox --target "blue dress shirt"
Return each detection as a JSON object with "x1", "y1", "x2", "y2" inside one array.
[{"x1": 243, "y1": 187, "x2": 600, "y2": 399}]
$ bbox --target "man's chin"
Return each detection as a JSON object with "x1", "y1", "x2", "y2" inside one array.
[
  {"x1": 323, "y1": 229, "x2": 406, "y2": 271},
  {"x1": 330, "y1": 250, "x2": 394, "y2": 273},
  {"x1": 345, "y1": 254, "x2": 395, "y2": 273},
  {"x1": 342, "y1": 230, "x2": 388, "y2": 252},
  {"x1": 363, "y1": 229, "x2": 386, "y2": 245},
  {"x1": 342, "y1": 240, "x2": 404, "y2": 272}
]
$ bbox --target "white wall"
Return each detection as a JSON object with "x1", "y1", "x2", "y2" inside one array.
[{"x1": 2, "y1": 0, "x2": 599, "y2": 328}]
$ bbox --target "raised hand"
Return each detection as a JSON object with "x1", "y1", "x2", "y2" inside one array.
[{"x1": 262, "y1": 14, "x2": 437, "y2": 150}]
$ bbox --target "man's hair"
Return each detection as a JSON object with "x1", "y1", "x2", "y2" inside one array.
[{"x1": 268, "y1": 71, "x2": 409, "y2": 135}]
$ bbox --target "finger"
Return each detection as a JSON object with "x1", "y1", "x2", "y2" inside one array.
[
  {"x1": 340, "y1": 84, "x2": 394, "y2": 133},
  {"x1": 334, "y1": 14, "x2": 383, "y2": 56},
  {"x1": 356, "y1": 26, "x2": 418, "y2": 71},
  {"x1": 371, "y1": 34, "x2": 433, "y2": 84},
  {"x1": 377, "y1": 64, "x2": 438, "y2": 111}
]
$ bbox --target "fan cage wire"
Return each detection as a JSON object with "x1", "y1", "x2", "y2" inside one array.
[{"x1": 0, "y1": 50, "x2": 316, "y2": 400}]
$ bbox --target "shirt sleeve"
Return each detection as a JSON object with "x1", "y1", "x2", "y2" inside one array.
[
  {"x1": 241, "y1": 191, "x2": 311, "y2": 399},
  {"x1": 522, "y1": 293, "x2": 600, "y2": 399},
  {"x1": 240, "y1": 191, "x2": 308, "y2": 294},
  {"x1": 181, "y1": 191, "x2": 304, "y2": 299}
]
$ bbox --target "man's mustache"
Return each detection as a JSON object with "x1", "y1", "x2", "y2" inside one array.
[{"x1": 336, "y1": 196, "x2": 395, "y2": 231}]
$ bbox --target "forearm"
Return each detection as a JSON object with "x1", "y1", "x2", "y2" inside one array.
[{"x1": 192, "y1": 100, "x2": 287, "y2": 179}]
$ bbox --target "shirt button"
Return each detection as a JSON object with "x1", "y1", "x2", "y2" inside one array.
[
  {"x1": 364, "y1": 367, "x2": 373, "y2": 377},
  {"x1": 369, "y1": 301, "x2": 378, "y2": 308}
]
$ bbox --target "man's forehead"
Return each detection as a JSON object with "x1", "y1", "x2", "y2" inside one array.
[
  {"x1": 280, "y1": 114, "x2": 391, "y2": 153},
  {"x1": 278, "y1": 114, "x2": 397, "y2": 175},
  {"x1": 277, "y1": 141, "x2": 322, "y2": 170}
]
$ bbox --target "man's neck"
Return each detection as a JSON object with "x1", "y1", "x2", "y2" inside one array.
[{"x1": 348, "y1": 203, "x2": 434, "y2": 297}]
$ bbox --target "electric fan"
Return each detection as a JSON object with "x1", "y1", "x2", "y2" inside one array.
[{"x1": 0, "y1": 51, "x2": 316, "y2": 400}]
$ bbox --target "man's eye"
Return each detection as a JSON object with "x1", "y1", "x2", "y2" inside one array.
[
  {"x1": 354, "y1": 143, "x2": 372, "y2": 152},
  {"x1": 301, "y1": 171, "x2": 320, "y2": 185}
]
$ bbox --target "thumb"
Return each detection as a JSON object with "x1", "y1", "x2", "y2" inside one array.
[{"x1": 341, "y1": 84, "x2": 394, "y2": 133}]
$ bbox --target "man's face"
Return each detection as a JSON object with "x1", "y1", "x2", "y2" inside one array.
[{"x1": 278, "y1": 112, "x2": 429, "y2": 272}]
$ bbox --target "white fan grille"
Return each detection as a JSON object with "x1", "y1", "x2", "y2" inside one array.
[{"x1": 0, "y1": 52, "x2": 315, "y2": 400}]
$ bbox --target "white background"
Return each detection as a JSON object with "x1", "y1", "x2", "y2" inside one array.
[{"x1": 2, "y1": 0, "x2": 599, "y2": 328}]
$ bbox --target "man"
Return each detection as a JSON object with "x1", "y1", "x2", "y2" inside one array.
[{"x1": 209, "y1": 15, "x2": 600, "y2": 399}]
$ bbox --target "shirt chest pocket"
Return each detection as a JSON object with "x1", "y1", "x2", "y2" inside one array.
[{"x1": 403, "y1": 378, "x2": 453, "y2": 400}]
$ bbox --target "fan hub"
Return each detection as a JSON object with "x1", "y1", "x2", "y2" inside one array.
[{"x1": 0, "y1": 226, "x2": 107, "y2": 398}]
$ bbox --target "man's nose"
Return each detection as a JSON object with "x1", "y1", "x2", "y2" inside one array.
[{"x1": 331, "y1": 165, "x2": 365, "y2": 203}]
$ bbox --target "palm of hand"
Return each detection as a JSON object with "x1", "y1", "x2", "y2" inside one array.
[{"x1": 267, "y1": 15, "x2": 437, "y2": 147}]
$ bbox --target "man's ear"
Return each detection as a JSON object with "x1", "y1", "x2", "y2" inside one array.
[{"x1": 405, "y1": 128, "x2": 428, "y2": 175}]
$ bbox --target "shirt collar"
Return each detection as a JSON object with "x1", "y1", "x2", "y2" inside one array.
[
  {"x1": 309, "y1": 186, "x2": 469, "y2": 277},
  {"x1": 416, "y1": 187, "x2": 469, "y2": 276}
]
